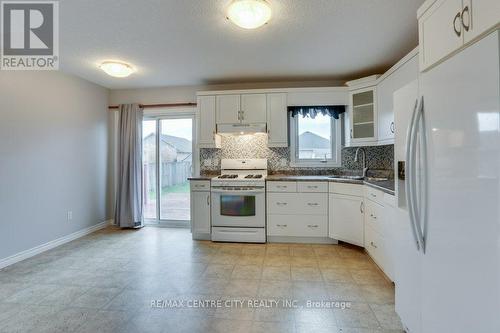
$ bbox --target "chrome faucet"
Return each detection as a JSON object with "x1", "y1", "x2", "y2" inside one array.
[{"x1": 354, "y1": 147, "x2": 368, "y2": 178}]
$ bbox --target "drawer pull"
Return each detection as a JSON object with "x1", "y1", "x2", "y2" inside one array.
[
  {"x1": 276, "y1": 185, "x2": 288, "y2": 189},
  {"x1": 276, "y1": 202, "x2": 288, "y2": 206},
  {"x1": 277, "y1": 224, "x2": 288, "y2": 228},
  {"x1": 370, "y1": 213, "x2": 377, "y2": 220},
  {"x1": 194, "y1": 184, "x2": 205, "y2": 188},
  {"x1": 307, "y1": 225, "x2": 319, "y2": 228},
  {"x1": 370, "y1": 193, "x2": 377, "y2": 198},
  {"x1": 307, "y1": 203, "x2": 319, "y2": 206},
  {"x1": 370, "y1": 241, "x2": 378, "y2": 249},
  {"x1": 307, "y1": 185, "x2": 318, "y2": 189}
]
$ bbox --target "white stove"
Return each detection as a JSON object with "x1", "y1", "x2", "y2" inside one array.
[{"x1": 210, "y1": 159, "x2": 267, "y2": 243}]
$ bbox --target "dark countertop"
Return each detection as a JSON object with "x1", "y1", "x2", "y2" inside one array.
[
  {"x1": 266, "y1": 174, "x2": 394, "y2": 195},
  {"x1": 188, "y1": 176, "x2": 213, "y2": 181}
]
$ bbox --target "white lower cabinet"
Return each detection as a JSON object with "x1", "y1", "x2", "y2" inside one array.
[
  {"x1": 364, "y1": 186, "x2": 395, "y2": 281},
  {"x1": 328, "y1": 186, "x2": 365, "y2": 247},
  {"x1": 267, "y1": 181, "x2": 328, "y2": 240},
  {"x1": 190, "y1": 180, "x2": 211, "y2": 240}
]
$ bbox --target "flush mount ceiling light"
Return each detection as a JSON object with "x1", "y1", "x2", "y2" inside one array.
[
  {"x1": 227, "y1": 0, "x2": 272, "y2": 29},
  {"x1": 99, "y1": 61, "x2": 135, "y2": 78}
]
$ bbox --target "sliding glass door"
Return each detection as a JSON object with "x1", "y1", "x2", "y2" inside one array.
[{"x1": 142, "y1": 114, "x2": 194, "y2": 226}]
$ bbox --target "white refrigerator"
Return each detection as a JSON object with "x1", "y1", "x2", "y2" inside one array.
[{"x1": 393, "y1": 30, "x2": 500, "y2": 333}]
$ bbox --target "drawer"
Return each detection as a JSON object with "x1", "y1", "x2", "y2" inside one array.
[
  {"x1": 297, "y1": 181, "x2": 328, "y2": 193},
  {"x1": 298, "y1": 193, "x2": 328, "y2": 215},
  {"x1": 190, "y1": 180, "x2": 210, "y2": 191},
  {"x1": 267, "y1": 181, "x2": 297, "y2": 192},
  {"x1": 329, "y1": 182, "x2": 364, "y2": 196},
  {"x1": 364, "y1": 224, "x2": 385, "y2": 266},
  {"x1": 267, "y1": 215, "x2": 327, "y2": 237},
  {"x1": 383, "y1": 193, "x2": 396, "y2": 207},
  {"x1": 267, "y1": 193, "x2": 297, "y2": 214},
  {"x1": 365, "y1": 199, "x2": 385, "y2": 235},
  {"x1": 364, "y1": 224, "x2": 392, "y2": 280},
  {"x1": 268, "y1": 193, "x2": 327, "y2": 215},
  {"x1": 364, "y1": 186, "x2": 385, "y2": 205}
]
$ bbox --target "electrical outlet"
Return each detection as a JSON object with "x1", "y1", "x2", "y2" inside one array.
[{"x1": 67, "y1": 211, "x2": 73, "y2": 221}]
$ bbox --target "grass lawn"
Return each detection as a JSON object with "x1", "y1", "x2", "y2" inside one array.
[{"x1": 148, "y1": 182, "x2": 190, "y2": 200}]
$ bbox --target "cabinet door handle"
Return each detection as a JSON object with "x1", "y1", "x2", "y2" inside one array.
[
  {"x1": 370, "y1": 193, "x2": 377, "y2": 198},
  {"x1": 390, "y1": 121, "x2": 395, "y2": 134},
  {"x1": 370, "y1": 241, "x2": 378, "y2": 249},
  {"x1": 207, "y1": 195, "x2": 210, "y2": 206},
  {"x1": 307, "y1": 225, "x2": 319, "y2": 228},
  {"x1": 360, "y1": 201, "x2": 364, "y2": 213},
  {"x1": 350, "y1": 129, "x2": 353, "y2": 139},
  {"x1": 277, "y1": 224, "x2": 288, "y2": 228},
  {"x1": 461, "y1": 6, "x2": 470, "y2": 31},
  {"x1": 307, "y1": 203, "x2": 319, "y2": 206},
  {"x1": 453, "y1": 11, "x2": 462, "y2": 37}
]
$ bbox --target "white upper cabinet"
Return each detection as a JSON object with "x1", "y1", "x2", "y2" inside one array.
[
  {"x1": 241, "y1": 94, "x2": 267, "y2": 123},
  {"x1": 266, "y1": 93, "x2": 288, "y2": 147},
  {"x1": 418, "y1": 0, "x2": 500, "y2": 71},
  {"x1": 216, "y1": 94, "x2": 240, "y2": 124},
  {"x1": 216, "y1": 93, "x2": 267, "y2": 125},
  {"x1": 377, "y1": 52, "x2": 419, "y2": 144},
  {"x1": 197, "y1": 95, "x2": 220, "y2": 148},
  {"x1": 349, "y1": 86, "x2": 378, "y2": 145},
  {"x1": 462, "y1": 0, "x2": 500, "y2": 43}
]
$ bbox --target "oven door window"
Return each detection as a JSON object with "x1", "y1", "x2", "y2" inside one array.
[{"x1": 220, "y1": 195, "x2": 256, "y2": 216}]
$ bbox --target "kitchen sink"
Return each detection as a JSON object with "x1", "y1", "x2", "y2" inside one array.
[
  {"x1": 365, "y1": 177, "x2": 389, "y2": 182},
  {"x1": 328, "y1": 175, "x2": 364, "y2": 180},
  {"x1": 328, "y1": 175, "x2": 389, "y2": 182}
]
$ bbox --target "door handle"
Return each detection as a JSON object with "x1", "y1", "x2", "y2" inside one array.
[
  {"x1": 453, "y1": 11, "x2": 462, "y2": 37},
  {"x1": 360, "y1": 201, "x2": 364, "y2": 213},
  {"x1": 461, "y1": 6, "x2": 470, "y2": 31},
  {"x1": 390, "y1": 121, "x2": 395, "y2": 133},
  {"x1": 406, "y1": 99, "x2": 421, "y2": 251}
]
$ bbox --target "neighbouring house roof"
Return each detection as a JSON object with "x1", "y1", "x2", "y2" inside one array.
[
  {"x1": 143, "y1": 133, "x2": 192, "y2": 153},
  {"x1": 299, "y1": 131, "x2": 330, "y2": 149}
]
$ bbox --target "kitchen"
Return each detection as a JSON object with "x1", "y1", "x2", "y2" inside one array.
[{"x1": 0, "y1": 0, "x2": 498, "y2": 332}]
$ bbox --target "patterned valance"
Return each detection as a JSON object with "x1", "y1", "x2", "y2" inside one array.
[{"x1": 288, "y1": 105, "x2": 346, "y2": 119}]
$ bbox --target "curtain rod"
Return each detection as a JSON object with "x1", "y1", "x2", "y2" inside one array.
[{"x1": 108, "y1": 102, "x2": 197, "y2": 110}]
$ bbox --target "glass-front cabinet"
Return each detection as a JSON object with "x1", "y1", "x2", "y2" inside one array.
[{"x1": 349, "y1": 86, "x2": 377, "y2": 144}]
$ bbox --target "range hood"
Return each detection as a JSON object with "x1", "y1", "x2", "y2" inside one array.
[{"x1": 216, "y1": 123, "x2": 267, "y2": 135}]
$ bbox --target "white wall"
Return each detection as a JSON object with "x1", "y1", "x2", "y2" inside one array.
[{"x1": 0, "y1": 71, "x2": 111, "y2": 262}]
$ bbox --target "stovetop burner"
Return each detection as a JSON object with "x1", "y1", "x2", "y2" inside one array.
[
  {"x1": 244, "y1": 174, "x2": 263, "y2": 179},
  {"x1": 218, "y1": 174, "x2": 238, "y2": 179}
]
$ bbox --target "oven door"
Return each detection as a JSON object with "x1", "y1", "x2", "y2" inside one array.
[{"x1": 211, "y1": 187, "x2": 265, "y2": 227}]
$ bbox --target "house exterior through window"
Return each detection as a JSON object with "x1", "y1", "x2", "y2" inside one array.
[{"x1": 289, "y1": 113, "x2": 341, "y2": 167}]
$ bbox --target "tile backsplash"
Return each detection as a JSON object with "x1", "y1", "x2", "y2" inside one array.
[{"x1": 200, "y1": 134, "x2": 394, "y2": 174}]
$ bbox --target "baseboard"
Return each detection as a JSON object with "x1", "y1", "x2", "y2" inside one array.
[
  {"x1": 0, "y1": 220, "x2": 111, "y2": 270},
  {"x1": 267, "y1": 236, "x2": 339, "y2": 244}
]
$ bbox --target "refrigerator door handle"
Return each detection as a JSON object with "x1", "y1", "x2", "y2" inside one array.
[
  {"x1": 405, "y1": 99, "x2": 421, "y2": 251},
  {"x1": 412, "y1": 96, "x2": 426, "y2": 253}
]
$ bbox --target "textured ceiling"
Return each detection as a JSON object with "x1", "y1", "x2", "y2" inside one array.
[{"x1": 59, "y1": 0, "x2": 425, "y2": 89}]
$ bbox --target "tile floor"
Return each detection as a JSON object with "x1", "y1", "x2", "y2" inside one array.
[{"x1": 0, "y1": 227, "x2": 403, "y2": 333}]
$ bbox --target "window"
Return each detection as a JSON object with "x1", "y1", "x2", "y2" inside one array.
[{"x1": 289, "y1": 113, "x2": 341, "y2": 167}]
